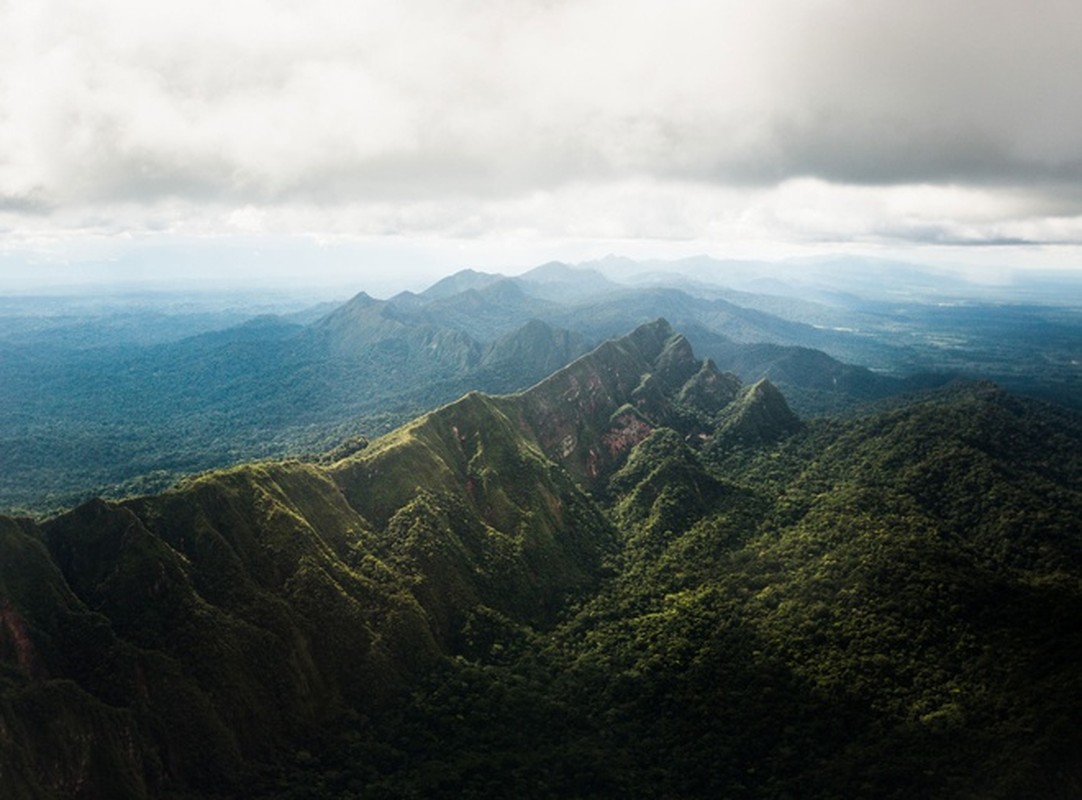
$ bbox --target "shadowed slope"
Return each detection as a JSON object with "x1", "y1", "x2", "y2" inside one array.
[{"x1": 2, "y1": 321, "x2": 719, "y2": 797}]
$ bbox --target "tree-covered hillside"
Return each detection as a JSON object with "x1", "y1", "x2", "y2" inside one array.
[{"x1": 1, "y1": 321, "x2": 1080, "y2": 798}]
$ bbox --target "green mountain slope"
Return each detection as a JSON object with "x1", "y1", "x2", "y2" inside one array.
[
  {"x1": 2, "y1": 322, "x2": 1080, "y2": 799},
  {"x1": 286, "y1": 388, "x2": 1081, "y2": 798},
  {"x1": 0, "y1": 320, "x2": 713, "y2": 797},
  {"x1": 316, "y1": 382, "x2": 1080, "y2": 799}
]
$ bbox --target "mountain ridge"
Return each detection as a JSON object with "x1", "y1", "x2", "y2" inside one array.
[
  {"x1": 13, "y1": 256, "x2": 1036, "y2": 515},
  {"x1": 0, "y1": 320, "x2": 747, "y2": 797},
  {"x1": 2, "y1": 319, "x2": 1081, "y2": 798}
]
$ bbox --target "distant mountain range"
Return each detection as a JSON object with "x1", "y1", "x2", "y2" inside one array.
[
  {"x1": 2, "y1": 257, "x2": 1080, "y2": 513},
  {"x1": 2, "y1": 321, "x2": 1079, "y2": 798}
]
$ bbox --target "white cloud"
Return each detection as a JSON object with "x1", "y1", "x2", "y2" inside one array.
[{"x1": 2, "y1": 0, "x2": 1082, "y2": 277}]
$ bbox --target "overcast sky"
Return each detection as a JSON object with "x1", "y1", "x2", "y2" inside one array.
[{"x1": 3, "y1": 0, "x2": 1082, "y2": 292}]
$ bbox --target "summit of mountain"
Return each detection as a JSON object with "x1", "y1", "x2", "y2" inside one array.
[
  {"x1": 477, "y1": 319, "x2": 589, "y2": 386},
  {"x1": 518, "y1": 260, "x2": 578, "y2": 281},
  {"x1": 494, "y1": 319, "x2": 743, "y2": 486},
  {"x1": 419, "y1": 268, "x2": 505, "y2": 300},
  {"x1": 323, "y1": 289, "x2": 379, "y2": 314},
  {"x1": 409, "y1": 279, "x2": 560, "y2": 341},
  {"x1": 425, "y1": 277, "x2": 529, "y2": 314},
  {"x1": 385, "y1": 288, "x2": 427, "y2": 310},
  {"x1": 311, "y1": 290, "x2": 404, "y2": 345},
  {"x1": 711, "y1": 377, "x2": 803, "y2": 448},
  {"x1": 678, "y1": 323, "x2": 953, "y2": 414},
  {"x1": 515, "y1": 261, "x2": 621, "y2": 302},
  {"x1": 310, "y1": 290, "x2": 481, "y2": 370}
]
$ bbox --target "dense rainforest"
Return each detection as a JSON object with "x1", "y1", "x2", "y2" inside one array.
[{"x1": 1, "y1": 319, "x2": 1080, "y2": 799}]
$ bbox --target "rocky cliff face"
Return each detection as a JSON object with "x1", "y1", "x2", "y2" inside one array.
[{"x1": 509, "y1": 318, "x2": 741, "y2": 485}]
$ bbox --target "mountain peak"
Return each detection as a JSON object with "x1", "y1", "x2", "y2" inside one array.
[
  {"x1": 507, "y1": 319, "x2": 735, "y2": 485},
  {"x1": 313, "y1": 290, "x2": 382, "y2": 329},
  {"x1": 623, "y1": 318, "x2": 677, "y2": 363},
  {"x1": 345, "y1": 290, "x2": 377, "y2": 306},
  {"x1": 516, "y1": 261, "x2": 620, "y2": 301},
  {"x1": 420, "y1": 268, "x2": 504, "y2": 300},
  {"x1": 479, "y1": 319, "x2": 588, "y2": 383},
  {"x1": 519, "y1": 261, "x2": 576, "y2": 282},
  {"x1": 677, "y1": 357, "x2": 742, "y2": 414},
  {"x1": 711, "y1": 377, "x2": 802, "y2": 448}
]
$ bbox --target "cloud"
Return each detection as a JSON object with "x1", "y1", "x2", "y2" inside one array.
[{"x1": 2, "y1": 0, "x2": 1082, "y2": 258}]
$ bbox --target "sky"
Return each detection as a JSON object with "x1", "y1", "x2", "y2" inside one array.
[{"x1": 3, "y1": 0, "x2": 1082, "y2": 294}]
